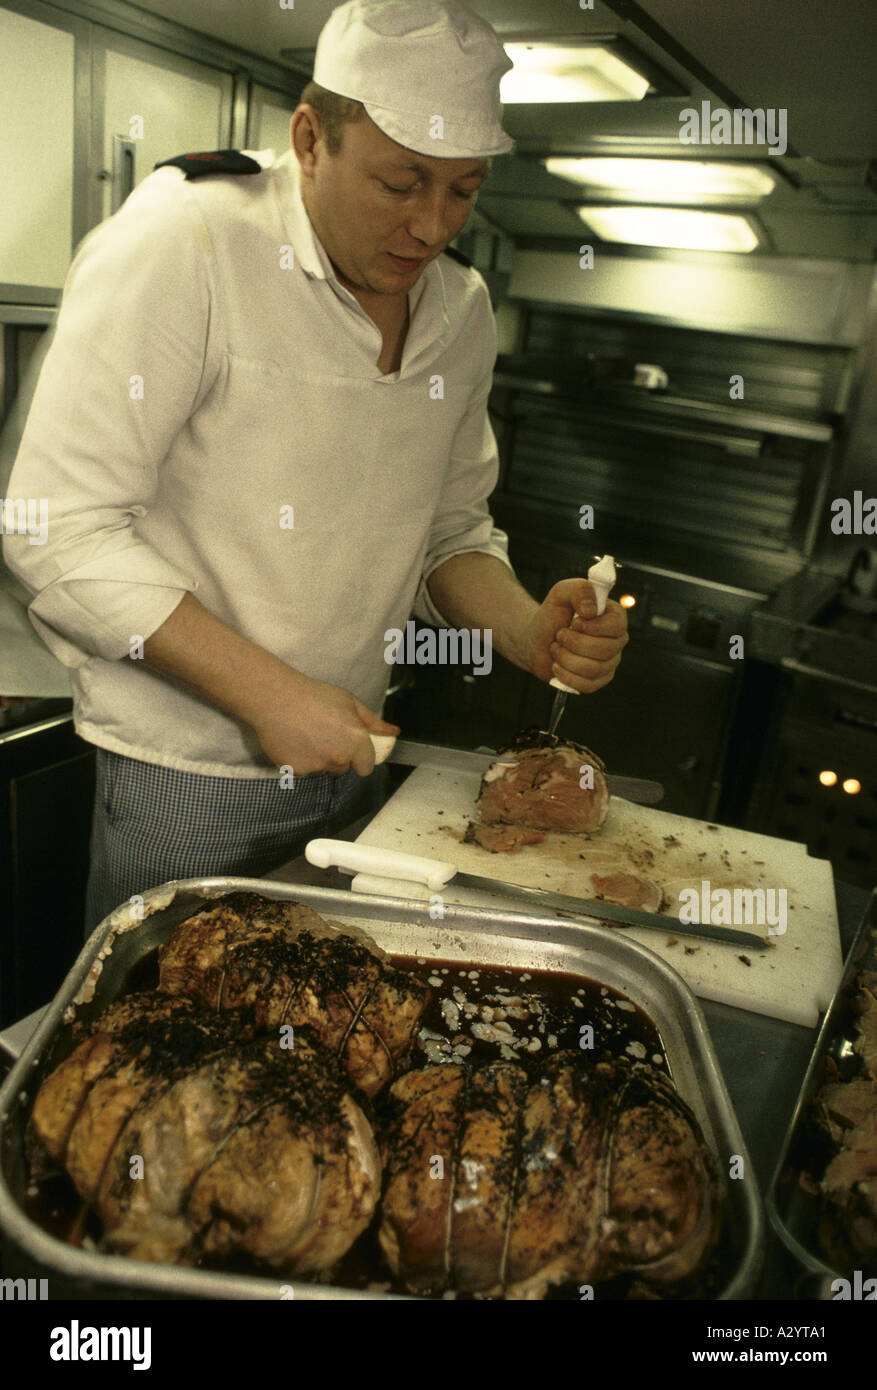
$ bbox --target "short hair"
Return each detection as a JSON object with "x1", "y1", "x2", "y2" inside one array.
[{"x1": 298, "y1": 81, "x2": 366, "y2": 154}]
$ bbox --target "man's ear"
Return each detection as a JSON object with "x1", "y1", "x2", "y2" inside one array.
[{"x1": 290, "y1": 105, "x2": 323, "y2": 173}]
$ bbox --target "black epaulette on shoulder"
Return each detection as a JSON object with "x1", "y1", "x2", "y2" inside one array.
[
  {"x1": 442, "y1": 245, "x2": 474, "y2": 269},
  {"x1": 153, "y1": 150, "x2": 263, "y2": 180}
]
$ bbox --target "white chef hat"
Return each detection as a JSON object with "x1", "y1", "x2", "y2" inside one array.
[{"x1": 313, "y1": 0, "x2": 515, "y2": 159}]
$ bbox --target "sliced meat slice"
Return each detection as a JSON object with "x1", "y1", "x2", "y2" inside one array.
[
  {"x1": 378, "y1": 1065, "x2": 467, "y2": 1292},
  {"x1": 451, "y1": 1062, "x2": 528, "y2": 1292},
  {"x1": 855, "y1": 998, "x2": 877, "y2": 1082},
  {"x1": 818, "y1": 1077, "x2": 877, "y2": 1134},
  {"x1": 29, "y1": 992, "x2": 200, "y2": 1168},
  {"x1": 590, "y1": 872, "x2": 663, "y2": 913},
  {"x1": 822, "y1": 1112, "x2": 877, "y2": 1196},
  {"x1": 505, "y1": 1057, "x2": 601, "y2": 1299},
  {"x1": 30, "y1": 1032, "x2": 117, "y2": 1167}
]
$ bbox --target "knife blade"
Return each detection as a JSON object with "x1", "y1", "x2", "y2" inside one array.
[
  {"x1": 304, "y1": 840, "x2": 770, "y2": 952},
  {"x1": 380, "y1": 737, "x2": 664, "y2": 806}
]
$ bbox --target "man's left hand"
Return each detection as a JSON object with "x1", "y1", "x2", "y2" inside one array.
[{"x1": 525, "y1": 578, "x2": 629, "y2": 692}]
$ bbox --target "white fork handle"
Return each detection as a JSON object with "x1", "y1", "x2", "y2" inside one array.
[
  {"x1": 305, "y1": 839, "x2": 456, "y2": 892},
  {"x1": 549, "y1": 555, "x2": 615, "y2": 694}
]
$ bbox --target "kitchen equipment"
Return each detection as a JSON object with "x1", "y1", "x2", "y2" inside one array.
[
  {"x1": 546, "y1": 553, "x2": 617, "y2": 737},
  {"x1": 488, "y1": 306, "x2": 844, "y2": 832},
  {"x1": 306, "y1": 839, "x2": 769, "y2": 952},
  {"x1": 370, "y1": 735, "x2": 664, "y2": 804},
  {"x1": 0, "y1": 876, "x2": 764, "y2": 1299},
  {"x1": 766, "y1": 888, "x2": 877, "y2": 1291},
  {"x1": 748, "y1": 567, "x2": 877, "y2": 889},
  {"x1": 350, "y1": 763, "x2": 843, "y2": 1026}
]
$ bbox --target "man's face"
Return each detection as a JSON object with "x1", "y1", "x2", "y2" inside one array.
[{"x1": 293, "y1": 108, "x2": 489, "y2": 299}]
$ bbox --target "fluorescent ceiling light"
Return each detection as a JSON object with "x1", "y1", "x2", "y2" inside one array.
[
  {"x1": 577, "y1": 206, "x2": 761, "y2": 253},
  {"x1": 501, "y1": 44, "x2": 651, "y2": 103},
  {"x1": 545, "y1": 158, "x2": 777, "y2": 199}
]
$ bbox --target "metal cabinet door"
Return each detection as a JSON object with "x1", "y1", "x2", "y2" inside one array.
[
  {"x1": 0, "y1": 6, "x2": 78, "y2": 291},
  {"x1": 93, "y1": 28, "x2": 234, "y2": 220}
]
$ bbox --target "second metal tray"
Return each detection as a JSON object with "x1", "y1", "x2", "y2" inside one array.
[{"x1": 767, "y1": 888, "x2": 877, "y2": 1293}]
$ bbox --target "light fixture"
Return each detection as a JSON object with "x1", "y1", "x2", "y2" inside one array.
[
  {"x1": 576, "y1": 206, "x2": 761, "y2": 253},
  {"x1": 501, "y1": 43, "x2": 651, "y2": 104},
  {"x1": 619, "y1": 594, "x2": 637, "y2": 609},
  {"x1": 819, "y1": 770, "x2": 838, "y2": 787},
  {"x1": 842, "y1": 778, "x2": 862, "y2": 795},
  {"x1": 544, "y1": 158, "x2": 777, "y2": 201}
]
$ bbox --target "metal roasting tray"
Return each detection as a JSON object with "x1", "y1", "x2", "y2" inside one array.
[
  {"x1": 0, "y1": 876, "x2": 764, "y2": 1300},
  {"x1": 766, "y1": 888, "x2": 877, "y2": 1295}
]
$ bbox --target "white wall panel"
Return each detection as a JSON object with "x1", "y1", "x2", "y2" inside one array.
[{"x1": 0, "y1": 9, "x2": 74, "y2": 288}]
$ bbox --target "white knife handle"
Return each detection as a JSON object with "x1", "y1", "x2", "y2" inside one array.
[
  {"x1": 550, "y1": 554, "x2": 616, "y2": 694},
  {"x1": 369, "y1": 734, "x2": 396, "y2": 764},
  {"x1": 305, "y1": 839, "x2": 456, "y2": 891}
]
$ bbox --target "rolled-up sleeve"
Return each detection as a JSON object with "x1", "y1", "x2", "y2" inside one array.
[
  {"x1": 2, "y1": 182, "x2": 217, "y2": 666},
  {"x1": 414, "y1": 288, "x2": 512, "y2": 628}
]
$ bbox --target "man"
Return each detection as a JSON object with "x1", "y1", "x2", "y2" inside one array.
[{"x1": 4, "y1": 0, "x2": 628, "y2": 930}]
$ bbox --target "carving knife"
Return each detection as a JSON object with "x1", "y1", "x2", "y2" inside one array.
[
  {"x1": 304, "y1": 841, "x2": 770, "y2": 951},
  {"x1": 369, "y1": 735, "x2": 663, "y2": 804},
  {"x1": 546, "y1": 553, "x2": 617, "y2": 739}
]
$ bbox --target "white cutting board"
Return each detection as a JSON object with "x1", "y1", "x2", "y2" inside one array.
[{"x1": 355, "y1": 766, "x2": 843, "y2": 1027}]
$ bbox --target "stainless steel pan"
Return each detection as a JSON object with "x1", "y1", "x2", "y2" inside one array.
[{"x1": 0, "y1": 876, "x2": 764, "y2": 1300}]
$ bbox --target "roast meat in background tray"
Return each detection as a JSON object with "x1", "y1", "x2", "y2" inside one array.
[
  {"x1": 23, "y1": 889, "x2": 726, "y2": 1299},
  {"x1": 769, "y1": 905, "x2": 877, "y2": 1280}
]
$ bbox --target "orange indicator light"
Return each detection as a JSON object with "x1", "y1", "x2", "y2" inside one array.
[
  {"x1": 619, "y1": 594, "x2": 636, "y2": 609},
  {"x1": 842, "y1": 779, "x2": 861, "y2": 795},
  {"x1": 818, "y1": 771, "x2": 837, "y2": 787}
]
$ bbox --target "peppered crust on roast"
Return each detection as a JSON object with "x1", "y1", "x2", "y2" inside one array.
[
  {"x1": 379, "y1": 1053, "x2": 723, "y2": 1299},
  {"x1": 96, "y1": 1031, "x2": 381, "y2": 1271},
  {"x1": 158, "y1": 892, "x2": 430, "y2": 1096}
]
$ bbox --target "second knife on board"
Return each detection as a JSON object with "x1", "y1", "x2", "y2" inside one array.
[{"x1": 304, "y1": 840, "x2": 770, "y2": 951}]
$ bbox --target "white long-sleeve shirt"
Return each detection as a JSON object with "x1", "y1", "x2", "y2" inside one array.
[{"x1": 4, "y1": 147, "x2": 511, "y2": 776}]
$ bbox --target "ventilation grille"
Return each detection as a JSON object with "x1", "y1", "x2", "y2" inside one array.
[
  {"x1": 522, "y1": 310, "x2": 851, "y2": 416},
  {"x1": 505, "y1": 399, "x2": 809, "y2": 552}
]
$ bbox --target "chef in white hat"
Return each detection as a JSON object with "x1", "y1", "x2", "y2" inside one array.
[
  {"x1": 5, "y1": 0, "x2": 629, "y2": 930},
  {"x1": 280, "y1": 0, "x2": 627, "y2": 714}
]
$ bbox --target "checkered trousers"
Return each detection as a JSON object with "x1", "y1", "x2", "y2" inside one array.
[{"x1": 83, "y1": 748, "x2": 364, "y2": 934}]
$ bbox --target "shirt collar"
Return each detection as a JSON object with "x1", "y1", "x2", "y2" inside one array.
[{"x1": 271, "y1": 148, "x2": 331, "y2": 280}]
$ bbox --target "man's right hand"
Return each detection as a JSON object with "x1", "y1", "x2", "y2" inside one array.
[
  {"x1": 142, "y1": 594, "x2": 398, "y2": 779},
  {"x1": 249, "y1": 670, "x2": 399, "y2": 778}
]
